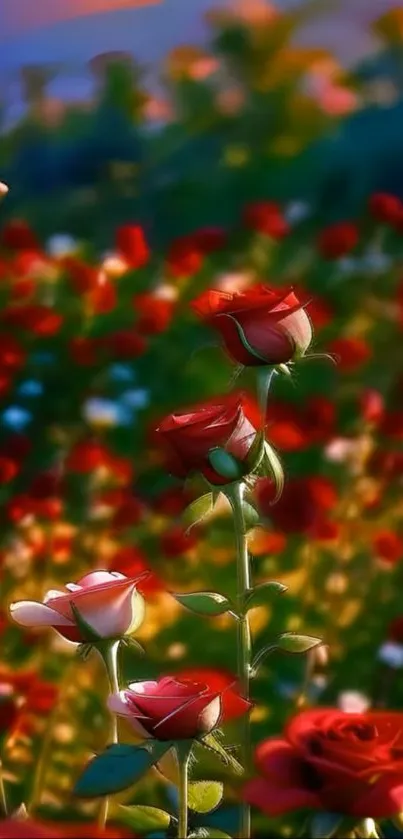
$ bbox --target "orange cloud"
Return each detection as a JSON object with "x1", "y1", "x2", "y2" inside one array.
[{"x1": 2, "y1": 0, "x2": 162, "y2": 38}]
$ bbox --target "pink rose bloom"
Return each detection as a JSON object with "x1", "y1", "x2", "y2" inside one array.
[
  {"x1": 108, "y1": 675, "x2": 251, "y2": 741},
  {"x1": 10, "y1": 571, "x2": 145, "y2": 642}
]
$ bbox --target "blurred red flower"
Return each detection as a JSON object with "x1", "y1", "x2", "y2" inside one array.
[
  {"x1": 109, "y1": 545, "x2": 162, "y2": 594},
  {"x1": 243, "y1": 202, "x2": 289, "y2": 239},
  {"x1": 192, "y1": 226, "x2": 228, "y2": 252},
  {"x1": 166, "y1": 237, "x2": 203, "y2": 278},
  {"x1": 0, "y1": 220, "x2": 39, "y2": 251},
  {"x1": 360, "y1": 389, "x2": 385, "y2": 424},
  {"x1": 106, "y1": 330, "x2": 147, "y2": 359},
  {"x1": 244, "y1": 708, "x2": 403, "y2": 818},
  {"x1": 0, "y1": 457, "x2": 18, "y2": 484},
  {"x1": 317, "y1": 222, "x2": 359, "y2": 259},
  {"x1": 255, "y1": 476, "x2": 337, "y2": 535},
  {"x1": 0, "y1": 335, "x2": 25, "y2": 370},
  {"x1": 160, "y1": 524, "x2": 200, "y2": 557},
  {"x1": 115, "y1": 224, "x2": 150, "y2": 269},
  {"x1": 328, "y1": 336, "x2": 372, "y2": 371},
  {"x1": 134, "y1": 294, "x2": 174, "y2": 335},
  {"x1": 373, "y1": 530, "x2": 403, "y2": 565},
  {"x1": 369, "y1": 193, "x2": 403, "y2": 224}
]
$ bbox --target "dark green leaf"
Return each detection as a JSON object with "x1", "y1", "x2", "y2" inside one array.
[
  {"x1": 174, "y1": 591, "x2": 232, "y2": 616},
  {"x1": 188, "y1": 781, "x2": 224, "y2": 814},
  {"x1": 245, "y1": 581, "x2": 287, "y2": 610},
  {"x1": 119, "y1": 804, "x2": 172, "y2": 834},
  {"x1": 310, "y1": 812, "x2": 344, "y2": 838},
  {"x1": 200, "y1": 733, "x2": 243, "y2": 775},
  {"x1": 278, "y1": 633, "x2": 322, "y2": 654},
  {"x1": 74, "y1": 742, "x2": 170, "y2": 798},
  {"x1": 183, "y1": 493, "x2": 215, "y2": 530}
]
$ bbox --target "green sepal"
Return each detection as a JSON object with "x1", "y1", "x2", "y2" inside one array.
[
  {"x1": 70, "y1": 602, "x2": 102, "y2": 643},
  {"x1": 183, "y1": 493, "x2": 216, "y2": 531},
  {"x1": 208, "y1": 448, "x2": 244, "y2": 482},
  {"x1": 277, "y1": 633, "x2": 322, "y2": 654}
]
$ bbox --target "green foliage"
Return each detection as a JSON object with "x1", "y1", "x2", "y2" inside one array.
[
  {"x1": 119, "y1": 804, "x2": 172, "y2": 833},
  {"x1": 74, "y1": 743, "x2": 171, "y2": 798},
  {"x1": 173, "y1": 591, "x2": 233, "y2": 617},
  {"x1": 188, "y1": 781, "x2": 224, "y2": 814}
]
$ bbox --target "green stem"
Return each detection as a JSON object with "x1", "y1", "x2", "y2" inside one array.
[
  {"x1": 177, "y1": 747, "x2": 191, "y2": 839},
  {"x1": 96, "y1": 640, "x2": 120, "y2": 829},
  {"x1": 257, "y1": 367, "x2": 276, "y2": 427},
  {"x1": 0, "y1": 760, "x2": 8, "y2": 816},
  {"x1": 227, "y1": 481, "x2": 252, "y2": 839}
]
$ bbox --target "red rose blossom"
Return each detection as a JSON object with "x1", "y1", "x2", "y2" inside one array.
[
  {"x1": 156, "y1": 395, "x2": 258, "y2": 485},
  {"x1": 244, "y1": 708, "x2": 403, "y2": 819},
  {"x1": 317, "y1": 222, "x2": 359, "y2": 259},
  {"x1": 192, "y1": 285, "x2": 312, "y2": 367},
  {"x1": 108, "y1": 674, "x2": 251, "y2": 741}
]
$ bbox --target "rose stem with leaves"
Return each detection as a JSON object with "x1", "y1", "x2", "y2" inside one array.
[
  {"x1": 96, "y1": 640, "x2": 120, "y2": 828},
  {"x1": 226, "y1": 481, "x2": 252, "y2": 839}
]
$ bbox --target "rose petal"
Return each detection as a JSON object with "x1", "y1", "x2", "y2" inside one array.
[
  {"x1": 350, "y1": 775, "x2": 403, "y2": 819},
  {"x1": 244, "y1": 776, "x2": 320, "y2": 816},
  {"x1": 9, "y1": 601, "x2": 73, "y2": 628}
]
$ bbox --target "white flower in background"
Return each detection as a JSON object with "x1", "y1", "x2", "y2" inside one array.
[
  {"x1": 338, "y1": 690, "x2": 371, "y2": 713},
  {"x1": 378, "y1": 641, "x2": 403, "y2": 670},
  {"x1": 83, "y1": 398, "x2": 120, "y2": 429},
  {"x1": 154, "y1": 284, "x2": 179, "y2": 301},
  {"x1": 47, "y1": 234, "x2": 78, "y2": 258},
  {"x1": 216, "y1": 272, "x2": 253, "y2": 293},
  {"x1": 101, "y1": 252, "x2": 129, "y2": 277},
  {"x1": 0, "y1": 182, "x2": 9, "y2": 197}
]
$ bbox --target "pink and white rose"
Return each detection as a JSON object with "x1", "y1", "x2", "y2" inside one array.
[{"x1": 9, "y1": 570, "x2": 145, "y2": 643}]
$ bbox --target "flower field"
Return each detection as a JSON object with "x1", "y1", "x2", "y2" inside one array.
[{"x1": 1, "y1": 2, "x2": 403, "y2": 838}]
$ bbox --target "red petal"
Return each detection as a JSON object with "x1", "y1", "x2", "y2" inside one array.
[{"x1": 244, "y1": 776, "x2": 320, "y2": 816}]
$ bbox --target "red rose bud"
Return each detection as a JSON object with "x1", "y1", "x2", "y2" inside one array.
[
  {"x1": 108, "y1": 674, "x2": 251, "y2": 741},
  {"x1": 243, "y1": 201, "x2": 290, "y2": 239},
  {"x1": 156, "y1": 395, "x2": 259, "y2": 485},
  {"x1": 369, "y1": 192, "x2": 403, "y2": 224},
  {"x1": 115, "y1": 224, "x2": 150, "y2": 269},
  {"x1": 245, "y1": 708, "x2": 403, "y2": 819},
  {"x1": 317, "y1": 222, "x2": 359, "y2": 259},
  {"x1": 192, "y1": 285, "x2": 312, "y2": 367}
]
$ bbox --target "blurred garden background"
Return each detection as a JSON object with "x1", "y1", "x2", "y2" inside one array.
[{"x1": 2, "y1": 0, "x2": 403, "y2": 836}]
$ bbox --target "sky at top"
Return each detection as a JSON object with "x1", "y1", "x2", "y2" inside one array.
[{"x1": 0, "y1": 0, "x2": 401, "y2": 117}]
